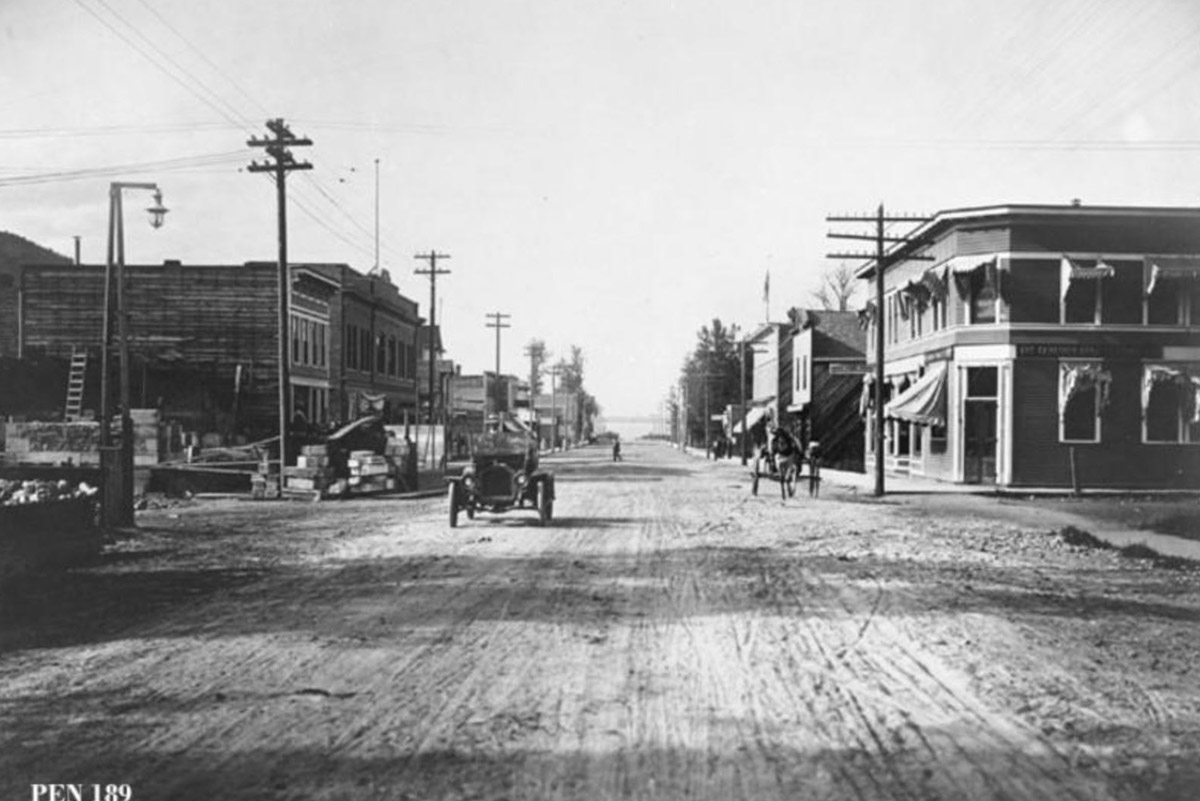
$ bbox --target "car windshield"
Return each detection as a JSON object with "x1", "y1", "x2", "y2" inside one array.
[{"x1": 473, "y1": 431, "x2": 532, "y2": 457}]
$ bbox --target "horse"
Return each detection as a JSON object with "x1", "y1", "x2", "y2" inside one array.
[
  {"x1": 751, "y1": 425, "x2": 803, "y2": 499},
  {"x1": 769, "y1": 427, "x2": 803, "y2": 499}
]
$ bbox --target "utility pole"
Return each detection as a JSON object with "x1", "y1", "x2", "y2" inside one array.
[
  {"x1": 485, "y1": 312, "x2": 511, "y2": 414},
  {"x1": 739, "y1": 336, "x2": 748, "y2": 465},
  {"x1": 248, "y1": 118, "x2": 312, "y2": 492},
  {"x1": 373, "y1": 158, "x2": 380, "y2": 271},
  {"x1": 703, "y1": 368, "x2": 711, "y2": 459},
  {"x1": 827, "y1": 204, "x2": 931, "y2": 497},
  {"x1": 546, "y1": 364, "x2": 562, "y2": 450},
  {"x1": 414, "y1": 251, "x2": 451, "y2": 424}
]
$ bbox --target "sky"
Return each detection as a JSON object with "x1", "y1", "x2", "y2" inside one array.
[{"x1": 3, "y1": 0, "x2": 1200, "y2": 419}]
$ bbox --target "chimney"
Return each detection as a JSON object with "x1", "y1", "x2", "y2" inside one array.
[{"x1": 73, "y1": 236, "x2": 81, "y2": 265}]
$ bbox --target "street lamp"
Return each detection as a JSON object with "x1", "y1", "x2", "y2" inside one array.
[{"x1": 100, "y1": 181, "x2": 167, "y2": 527}]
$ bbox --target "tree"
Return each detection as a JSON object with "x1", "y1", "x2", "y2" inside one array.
[
  {"x1": 554, "y1": 345, "x2": 600, "y2": 441},
  {"x1": 811, "y1": 261, "x2": 860, "y2": 311},
  {"x1": 679, "y1": 318, "x2": 741, "y2": 447}
]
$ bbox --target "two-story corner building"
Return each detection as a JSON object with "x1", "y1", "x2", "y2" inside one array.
[
  {"x1": 310, "y1": 265, "x2": 421, "y2": 424},
  {"x1": 787, "y1": 309, "x2": 867, "y2": 471},
  {"x1": 861, "y1": 203, "x2": 1200, "y2": 489}
]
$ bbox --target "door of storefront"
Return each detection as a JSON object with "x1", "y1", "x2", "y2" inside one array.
[
  {"x1": 963, "y1": 400, "x2": 997, "y2": 483},
  {"x1": 963, "y1": 366, "x2": 998, "y2": 484}
]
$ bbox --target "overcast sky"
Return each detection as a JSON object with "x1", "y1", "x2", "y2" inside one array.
[{"x1": 3, "y1": 0, "x2": 1200, "y2": 418}]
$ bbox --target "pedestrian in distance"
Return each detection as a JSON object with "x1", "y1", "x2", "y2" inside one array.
[{"x1": 612, "y1": 438, "x2": 622, "y2": 462}]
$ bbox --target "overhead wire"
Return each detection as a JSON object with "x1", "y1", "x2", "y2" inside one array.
[{"x1": 67, "y1": 0, "x2": 390, "y2": 267}]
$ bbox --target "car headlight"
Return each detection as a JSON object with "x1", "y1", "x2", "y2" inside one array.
[{"x1": 515, "y1": 473, "x2": 526, "y2": 485}]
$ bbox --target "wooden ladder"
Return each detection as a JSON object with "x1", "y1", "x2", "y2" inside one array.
[{"x1": 65, "y1": 347, "x2": 87, "y2": 421}]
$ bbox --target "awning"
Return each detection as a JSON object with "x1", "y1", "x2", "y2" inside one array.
[
  {"x1": 858, "y1": 373, "x2": 874, "y2": 416},
  {"x1": 884, "y1": 362, "x2": 948, "y2": 426},
  {"x1": 1061, "y1": 256, "x2": 1115, "y2": 301},
  {"x1": 1059, "y1": 361, "x2": 1111, "y2": 415},
  {"x1": 1145, "y1": 256, "x2": 1200, "y2": 295},
  {"x1": 948, "y1": 256, "x2": 998, "y2": 298},
  {"x1": 920, "y1": 266, "x2": 948, "y2": 300},
  {"x1": 732, "y1": 405, "x2": 769, "y2": 434}
]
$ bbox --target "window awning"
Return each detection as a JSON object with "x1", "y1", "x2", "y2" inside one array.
[
  {"x1": 884, "y1": 362, "x2": 948, "y2": 426},
  {"x1": 1145, "y1": 256, "x2": 1200, "y2": 295},
  {"x1": 732, "y1": 405, "x2": 769, "y2": 434},
  {"x1": 948, "y1": 256, "x2": 998, "y2": 298},
  {"x1": 859, "y1": 373, "x2": 874, "y2": 416},
  {"x1": 1059, "y1": 361, "x2": 1111, "y2": 415},
  {"x1": 1061, "y1": 256, "x2": 1115, "y2": 301}
]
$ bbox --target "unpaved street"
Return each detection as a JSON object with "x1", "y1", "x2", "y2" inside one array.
[{"x1": 2, "y1": 442, "x2": 1199, "y2": 800}]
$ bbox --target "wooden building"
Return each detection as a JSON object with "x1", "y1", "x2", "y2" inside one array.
[
  {"x1": 9, "y1": 260, "x2": 420, "y2": 443},
  {"x1": 787, "y1": 309, "x2": 866, "y2": 471},
  {"x1": 862, "y1": 203, "x2": 1200, "y2": 489}
]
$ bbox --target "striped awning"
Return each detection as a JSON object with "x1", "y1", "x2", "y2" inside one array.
[
  {"x1": 884, "y1": 362, "x2": 948, "y2": 426},
  {"x1": 1145, "y1": 256, "x2": 1200, "y2": 295}
]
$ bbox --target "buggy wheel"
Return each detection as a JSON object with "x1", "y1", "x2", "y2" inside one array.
[
  {"x1": 448, "y1": 482, "x2": 460, "y2": 528},
  {"x1": 537, "y1": 479, "x2": 553, "y2": 526}
]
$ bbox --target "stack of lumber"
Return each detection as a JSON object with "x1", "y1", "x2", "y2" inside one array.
[
  {"x1": 282, "y1": 444, "x2": 335, "y2": 500},
  {"x1": 347, "y1": 450, "x2": 395, "y2": 494}
]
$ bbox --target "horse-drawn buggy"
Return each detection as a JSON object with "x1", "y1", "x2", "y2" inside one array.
[{"x1": 446, "y1": 415, "x2": 555, "y2": 527}]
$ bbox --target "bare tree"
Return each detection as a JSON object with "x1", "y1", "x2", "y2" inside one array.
[{"x1": 811, "y1": 261, "x2": 860, "y2": 311}]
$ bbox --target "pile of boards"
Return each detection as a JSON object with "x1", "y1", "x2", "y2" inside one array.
[{"x1": 261, "y1": 443, "x2": 402, "y2": 501}]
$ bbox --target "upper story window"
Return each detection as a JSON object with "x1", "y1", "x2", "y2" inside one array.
[
  {"x1": 1061, "y1": 257, "x2": 1110, "y2": 323},
  {"x1": 1146, "y1": 257, "x2": 1200, "y2": 326},
  {"x1": 949, "y1": 258, "x2": 998, "y2": 325}
]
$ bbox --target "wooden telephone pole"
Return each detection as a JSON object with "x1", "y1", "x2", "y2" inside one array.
[
  {"x1": 248, "y1": 118, "x2": 311, "y2": 491},
  {"x1": 414, "y1": 251, "x2": 451, "y2": 424},
  {"x1": 827, "y1": 204, "x2": 930, "y2": 497},
  {"x1": 485, "y1": 312, "x2": 511, "y2": 413}
]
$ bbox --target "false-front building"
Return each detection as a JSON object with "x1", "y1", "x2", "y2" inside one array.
[{"x1": 863, "y1": 203, "x2": 1200, "y2": 489}]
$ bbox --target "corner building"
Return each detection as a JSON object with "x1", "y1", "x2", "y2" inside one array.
[{"x1": 863, "y1": 204, "x2": 1200, "y2": 489}]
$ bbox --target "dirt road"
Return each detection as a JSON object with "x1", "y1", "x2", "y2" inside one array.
[{"x1": 2, "y1": 441, "x2": 1198, "y2": 800}]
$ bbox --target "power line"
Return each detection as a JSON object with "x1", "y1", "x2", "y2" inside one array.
[{"x1": 0, "y1": 150, "x2": 246, "y2": 188}]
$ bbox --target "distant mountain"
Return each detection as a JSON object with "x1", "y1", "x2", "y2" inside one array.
[{"x1": 0, "y1": 231, "x2": 71, "y2": 277}]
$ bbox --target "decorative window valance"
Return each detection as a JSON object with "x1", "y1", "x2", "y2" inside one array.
[
  {"x1": 1144, "y1": 256, "x2": 1200, "y2": 296},
  {"x1": 897, "y1": 279, "x2": 932, "y2": 319},
  {"x1": 920, "y1": 266, "x2": 949, "y2": 300},
  {"x1": 1060, "y1": 256, "x2": 1115, "y2": 301},
  {"x1": 949, "y1": 256, "x2": 998, "y2": 299},
  {"x1": 1059, "y1": 361, "x2": 1111, "y2": 416},
  {"x1": 856, "y1": 301, "x2": 876, "y2": 330},
  {"x1": 859, "y1": 373, "x2": 874, "y2": 416}
]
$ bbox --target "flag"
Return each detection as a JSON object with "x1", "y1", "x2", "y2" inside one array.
[{"x1": 763, "y1": 270, "x2": 770, "y2": 303}]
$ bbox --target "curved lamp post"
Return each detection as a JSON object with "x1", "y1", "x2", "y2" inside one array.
[{"x1": 100, "y1": 182, "x2": 167, "y2": 527}]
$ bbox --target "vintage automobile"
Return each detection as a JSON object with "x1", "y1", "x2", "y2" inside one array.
[{"x1": 447, "y1": 417, "x2": 554, "y2": 527}]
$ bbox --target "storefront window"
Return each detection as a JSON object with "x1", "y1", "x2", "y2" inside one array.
[
  {"x1": 1146, "y1": 381, "x2": 1182, "y2": 442},
  {"x1": 1062, "y1": 385, "x2": 1099, "y2": 442}
]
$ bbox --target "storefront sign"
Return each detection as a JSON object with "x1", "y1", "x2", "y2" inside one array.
[
  {"x1": 923, "y1": 346, "x2": 954, "y2": 364},
  {"x1": 1016, "y1": 343, "x2": 1162, "y2": 359}
]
